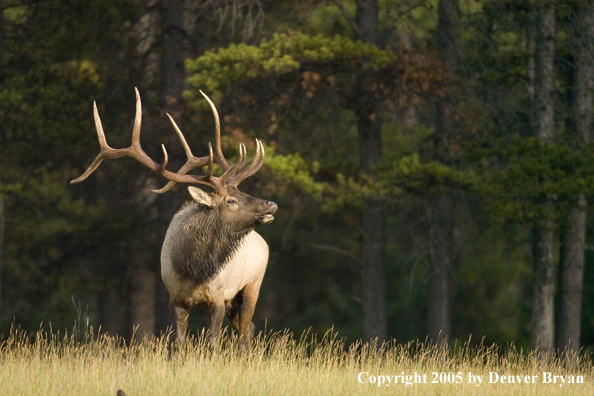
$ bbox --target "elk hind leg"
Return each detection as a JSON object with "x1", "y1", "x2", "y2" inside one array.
[
  {"x1": 226, "y1": 287, "x2": 259, "y2": 349},
  {"x1": 171, "y1": 301, "x2": 189, "y2": 345}
]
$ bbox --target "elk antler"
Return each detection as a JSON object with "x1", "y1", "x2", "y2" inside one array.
[
  {"x1": 153, "y1": 91, "x2": 264, "y2": 193},
  {"x1": 70, "y1": 88, "x2": 265, "y2": 193}
]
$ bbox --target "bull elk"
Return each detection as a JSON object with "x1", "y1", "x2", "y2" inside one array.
[{"x1": 71, "y1": 88, "x2": 277, "y2": 349}]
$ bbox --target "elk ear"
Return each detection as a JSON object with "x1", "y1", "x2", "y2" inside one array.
[{"x1": 188, "y1": 186, "x2": 214, "y2": 207}]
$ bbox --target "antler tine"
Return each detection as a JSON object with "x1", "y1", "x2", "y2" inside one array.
[
  {"x1": 158, "y1": 144, "x2": 170, "y2": 173},
  {"x1": 200, "y1": 90, "x2": 230, "y2": 171},
  {"x1": 220, "y1": 143, "x2": 247, "y2": 184},
  {"x1": 243, "y1": 139, "x2": 265, "y2": 179},
  {"x1": 166, "y1": 113, "x2": 195, "y2": 161},
  {"x1": 95, "y1": 101, "x2": 109, "y2": 149},
  {"x1": 152, "y1": 114, "x2": 216, "y2": 193},
  {"x1": 70, "y1": 101, "x2": 126, "y2": 185},
  {"x1": 152, "y1": 142, "x2": 218, "y2": 193},
  {"x1": 131, "y1": 88, "x2": 143, "y2": 148},
  {"x1": 228, "y1": 139, "x2": 266, "y2": 187},
  {"x1": 206, "y1": 142, "x2": 215, "y2": 180}
]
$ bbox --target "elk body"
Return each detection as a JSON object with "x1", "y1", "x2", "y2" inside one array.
[{"x1": 71, "y1": 89, "x2": 277, "y2": 348}]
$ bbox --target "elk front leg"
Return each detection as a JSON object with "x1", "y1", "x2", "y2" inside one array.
[
  {"x1": 209, "y1": 302, "x2": 226, "y2": 345},
  {"x1": 171, "y1": 301, "x2": 189, "y2": 345}
]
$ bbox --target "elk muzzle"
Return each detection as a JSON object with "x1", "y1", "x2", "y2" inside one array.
[{"x1": 257, "y1": 201, "x2": 277, "y2": 224}]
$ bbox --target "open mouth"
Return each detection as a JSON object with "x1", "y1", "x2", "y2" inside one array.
[
  {"x1": 258, "y1": 214, "x2": 275, "y2": 224},
  {"x1": 257, "y1": 202, "x2": 277, "y2": 224}
]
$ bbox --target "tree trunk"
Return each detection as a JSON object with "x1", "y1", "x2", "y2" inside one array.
[
  {"x1": 555, "y1": 0, "x2": 594, "y2": 353},
  {"x1": 437, "y1": 0, "x2": 459, "y2": 70},
  {"x1": 161, "y1": 0, "x2": 185, "y2": 116},
  {"x1": 556, "y1": 196, "x2": 585, "y2": 353},
  {"x1": 99, "y1": 287, "x2": 121, "y2": 337},
  {"x1": 526, "y1": 7, "x2": 536, "y2": 106},
  {"x1": 154, "y1": 0, "x2": 187, "y2": 336},
  {"x1": 571, "y1": 0, "x2": 594, "y2": 145},
  {"x1": 0, "y1": 196, "x2": 5, "y2": 316},
  {"x1": 533, "y1": 4, "x2": 556, "y2": 145},
  {"x1": 531, "y1": 219, "x2": 555, "y2": 351},
  {"x1": 0, "y1": 0, "x2": 4, "y2": 322},
  {"x1": 355, "y1": 0, "x2": 378, "y2": 45},
  {"x1": 360, "y1": 199, "x2": 386, "y2": 342},
  {"x1": 0, "y1": 0, "x2": 3, "y2": 60},
  {"x1": 427, "y1": 196, "x2": 453, "y2": 343},
  {"x1": 426, "y1": 0, "x2": 459, "y2": 344},
  {"x1": 531, "y1": 2, "x2": 556, "y2": 352},
  {"x1": 128, "y1": 257, "x2": 156, "y2": 341},
  {"x1": 354, "y1": 0, "x2": 386, "y2": 343}
]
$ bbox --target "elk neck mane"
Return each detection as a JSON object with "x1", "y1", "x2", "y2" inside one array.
[{"x1": 171, "y1": 201, "x2": 252, "y2": 283}]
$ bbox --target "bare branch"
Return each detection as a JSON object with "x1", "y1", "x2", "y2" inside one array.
[
  {"x1": 333, "y1": 0, "x2": 362, "y2": 38},
  {"x1": 311, "y1": 243, "x2": 363, "y2": 266},
  {"x1": 191, "y1": 0, "x2": 264, "y2": 40}
]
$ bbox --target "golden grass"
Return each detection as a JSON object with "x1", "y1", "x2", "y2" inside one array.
[{"x1": 0, "y1": 323, "x2": 592, "y2": 395}]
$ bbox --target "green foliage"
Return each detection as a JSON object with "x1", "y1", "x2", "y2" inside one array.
[
  {"x1": 0, "y1": 0, "x2": 140, "y2": 334},
  {"x1": 1, "y1": 166, "x2": 107, "y2": 330},
  {"x1": 473, "y1": 136, "x2": 594, "y2": 224},
  {"x1": 322, "y1": 173, "x2": 375, "y2": 211},
  {"x1": 264, "y1": 145, "x2": 325, "y2": 200},
  {"x1": 319, "y1": 153, "x2": 480, "y2": 211},
  {"x1": 376, "y1": 153, "x2": 480, "y2": 196},
  {"x1": 0, "y1": 182, "x2": 23, "y2": 199},
  {"x1": 185, "y1": 32, "x2": 395, "y2": 103},
  {"x1": 285, "y1": 132, "x2": 594, "y2": 223}
]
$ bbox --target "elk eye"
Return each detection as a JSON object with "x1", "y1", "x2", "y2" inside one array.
[{"x1": 226, "y1": 198, "x2": 237, "y2": 205}]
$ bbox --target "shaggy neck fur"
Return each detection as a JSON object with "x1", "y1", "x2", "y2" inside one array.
[{"x1": 171, "y1": 202, "x2": 252, "y2": 283}]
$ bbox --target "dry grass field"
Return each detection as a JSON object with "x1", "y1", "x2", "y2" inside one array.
[{"x1": 0, "y1": 323, "x2": 592, "y2": 395}]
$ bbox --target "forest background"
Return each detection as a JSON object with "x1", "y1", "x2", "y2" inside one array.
[{"x1": 2, "y1": 0, "x2": 594, "y2": 354}]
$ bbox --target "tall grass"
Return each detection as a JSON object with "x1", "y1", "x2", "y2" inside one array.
[{"x1": 0, "y1": 323, "x2": 592, "y2": 395}]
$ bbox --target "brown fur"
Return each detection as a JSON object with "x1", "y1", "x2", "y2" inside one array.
[{"x1": 161, "y1": 186, "x2": 276, "y2": 348}]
